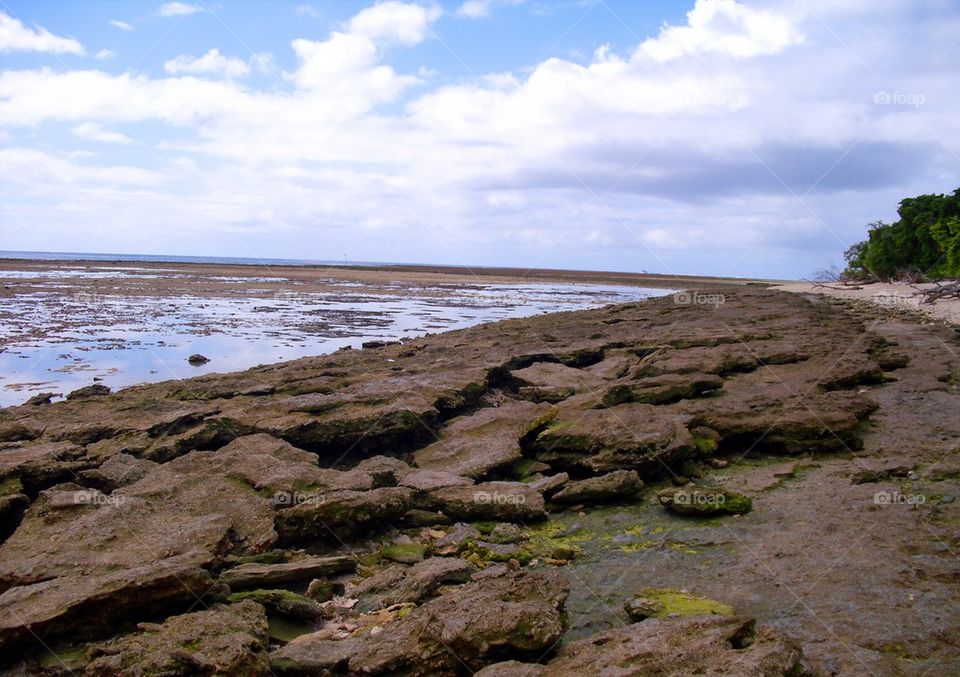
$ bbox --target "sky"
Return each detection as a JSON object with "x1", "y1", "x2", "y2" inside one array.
[{"x1": 0, "y1": 0, "x2": 958, "y2": 279}]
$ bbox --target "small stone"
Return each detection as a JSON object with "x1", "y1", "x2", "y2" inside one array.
[
  {"x1": 307, "y1": 578, "x2": 343, "y2": 602},
  {"x1": 709, "y1": 459, "x2": 729, "y2": 469},
  {"x1": 187, "y1": 353, "x2": 210, "y2": 365}
]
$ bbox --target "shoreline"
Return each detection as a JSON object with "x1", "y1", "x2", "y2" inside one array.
[
  {"x1": 0, "y1": 259, "x2": 679, "y2": 407},
  {"x1": 0, "y1": 256, "x2": 784, "y2": 290}
]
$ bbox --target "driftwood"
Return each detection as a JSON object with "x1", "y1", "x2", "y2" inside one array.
[{"x1": 911, "y1": 280, "x2": 960, "y2": 304}]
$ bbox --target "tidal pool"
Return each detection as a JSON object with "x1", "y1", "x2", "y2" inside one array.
[{"x1": 0, "y1": 269, "x2": 670, "y2": 407}]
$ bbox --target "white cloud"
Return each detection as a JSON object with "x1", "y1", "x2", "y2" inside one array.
[
  {"x1": 639, "y1": 0, "x2": 803, "y2": 62},
  {"x1": 164, "y1": 48, "x2": 251, "y2": 78},
  {"x1": 71, "y1": 122, "x2": 132, "y2": 144},
  {"x1": 0, "y1": 0, "x2": 956, "y2": 277},
  {"x1": 109, "y1": 20, "x2": 133, "y2": 31},
  {"x1": 294, "y1": 5, "x2": 323, "y2": 19},
  {"x1": 287, "y1": 1, "x2": 441, "y2": 110},
  {"x1": 346, "y1": 1, "x2": 441, "y2": 45},
  {"x1": 95, "y1": 49, "x2": 115, "y2": 60},
  {"x1": 0, "y1": 11, "x2": 85, "y2": 55},
  {"x1": 457, "y1": 0, "x2": 521, "y2": 19},
  {"x1": 458, "y1": 1, "x2": 491, "y2": 19},
  {"x1": 158, "y1": 2, "x2": 203, "y2": 17},
  {"x1": 250, "y1": 52, "x2": 275, "y2": 74}
]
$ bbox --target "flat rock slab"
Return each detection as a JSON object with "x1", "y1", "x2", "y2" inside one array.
[
  {"x1": 427, "y1": 481, "x2": 546, "y2": 522},
  {"x1": 531, "y1": 404, "x2": 693, "y2": 476},
  {"x1": 399, "y1": 469, "x2": 473, "y2": 492},
  {"x1": 552, "y1": 469, "x2": 643, "y2": 504},
  {"x1": 477, "y1": 616, "x2": 803, "y2": 676},
  {"x1": 351, "y1": 557, "x2": 476, "y2": 612},
  {"x1": 274, "y1": 487, "x2": 413, "y2": 544},
  {"x1": 86, "y1": 600, "x2": 270, "y2": 675},
  {"x1": 271, "y1": 569, "x2": 569, "y2": 675},
  {"x1": 511, "y1": 362, "x2": 604, "y2": 391},
  {"x1": 601, "y1": 372, "x2": 723, "y2": 406},
  {"x1": 414, "y1": 401, "x2": 556, "y2": 478},
  {"x1": 220, "y1": 555, "x2": 356, "y2": 589}
]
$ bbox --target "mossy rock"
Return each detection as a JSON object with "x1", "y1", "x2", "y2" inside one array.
[
  {"x1": 658, "y1": 488, "x2": 753, "y2": 516},
  {"x1": 381, "y1": 543, "x2": 427, "y2": 564},
  {"x1": 472, "y1": 521, "x2": 498, "y2": 535},
  {"x1": 692, "y1": 436, "x2": 719, "y2": 455},
  {"x1": 625, "y1": 588, "x2": 736, "y2": 621},
  {"x1": 0, "y1": 476, "x2": 24, "y2": 497}
]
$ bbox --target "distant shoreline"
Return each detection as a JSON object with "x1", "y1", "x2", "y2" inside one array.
[{"x1": 0, "y1": 252, "x2": 786, "y2": 290}]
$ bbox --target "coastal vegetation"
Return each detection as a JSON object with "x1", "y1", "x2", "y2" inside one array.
[{"x1": 843, "y1": 189, "x2": 960, "y2": 280}]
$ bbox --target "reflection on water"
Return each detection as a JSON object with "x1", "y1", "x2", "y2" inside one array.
[{"x1": 0, "y1": 275, "x2": 669, "y2": 407}]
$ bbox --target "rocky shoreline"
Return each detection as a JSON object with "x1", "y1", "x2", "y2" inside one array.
[{"x1": 1, "y1": 287, "x2": 958, "y2": 675}]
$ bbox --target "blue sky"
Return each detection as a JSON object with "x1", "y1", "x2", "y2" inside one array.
[{"x1": 1, "y1": 0, "x2": 958, "y2": 278}]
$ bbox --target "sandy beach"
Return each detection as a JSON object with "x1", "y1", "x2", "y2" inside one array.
[{"x1": 774, "y1": 280, "x2": 960, "y2": 325}]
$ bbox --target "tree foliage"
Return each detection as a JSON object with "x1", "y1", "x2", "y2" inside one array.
[{"x1": 843, "y1": 189, "x2": 960, "y2": 280}]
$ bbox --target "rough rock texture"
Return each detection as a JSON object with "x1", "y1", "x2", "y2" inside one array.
[
  {"x1": 551, "y1": 469, "x2": 643, "y2": 504},
  {"x1": 350, "y1": 557, "x2": 476, "y2": 611},
  {"x1": 1, "y1": 287, "x2": 957, "y2": 674},
  {"x1": 413, "y1": 401, "x2": 556, "y2": 478},
  {"x1": 480, "y1": 615, "x2": 803, "y2": 676},
  {"x1": 219, "y1": 555, "x2": 356, "y2": 589},
  {"x1": 426, "y1": 481, "x2": 546, "y2": 522},
  {"x1": 271, "y1": 569, "x2": 569, "y2": 674},
  {"x1": 275, "y1": 487, "x2": 413, "y2": 544},
  {"x1": 85, "y1": 600, "x2": 270, "y2": 675}
]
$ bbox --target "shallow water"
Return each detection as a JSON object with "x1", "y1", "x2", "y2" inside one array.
[{"x1": 0, "y1": 272, "x2": 670, "y2": 407}]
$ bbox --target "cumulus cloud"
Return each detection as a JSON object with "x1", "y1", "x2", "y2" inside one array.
[
  {"x1": 164, "y1": 48, "x2": 251, "y2": 78},
  {"x1": 346, "y1": 1, "x2": 441, "y2": 45},
  {"x1": 95, "y1": 49, "x2": 115, "y2": 60},
  {"x1": 110, "y1": 20, "x2": 133, "y2": 31},
  {"x1": 286, "y1": 1, "x2": 441, "y2": 111},
  {"x1": 639, "y1": 0, "x2": 803, "y2": 62},
  {"x1": 0, "y1": 0, "x2": 956, "y2": 277},
  {"x1": 158, "y1": 2, "x2": 203, "y2": 17},
  {"x1": 71, "y1": 122, "x2": 132, "y2": 144},
  {"x1": 0, "y1": 11, "x2": 85, "y2": 55}
]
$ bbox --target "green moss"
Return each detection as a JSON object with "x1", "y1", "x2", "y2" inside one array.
[
  {"x1": 618, "y1": 540, "x2": 658, "y2": 553},
  {"x1": 692, "y1": 436, "x2": 718, "y2": 455},
  {"x1": 627, "y1": 588, "x2": 735, "y2": 619},
  {"x1": 0, "y1": 476, "x2": 23, "y2": 496},
  {"x1": 472, "y1": 521, "x2": 498, "y2": 535},
  {"x1": 511, "y1": 458, "x2": 539, "y2": 479},
  {"x1": 381, "y1": 543, "x2": 427, "y2": 563}
]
